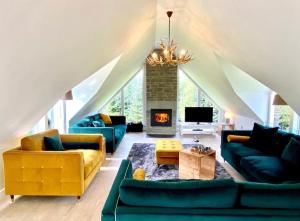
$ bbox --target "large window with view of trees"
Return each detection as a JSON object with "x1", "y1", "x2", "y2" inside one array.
[
  {"x1": 269, "y1": 92, "x2": 300, "y2": 134},
  {"x1": 101, "y1": 70, "x2": 144, "y2": 122},
  {"x1": 178, "y1": 70, "x2": 220, "y2": 123}
]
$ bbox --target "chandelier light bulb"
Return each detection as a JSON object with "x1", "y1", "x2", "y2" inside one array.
[
  {"x1": 163, "y1": 49, "x2": 168, "y2": 55},
  {"x1": 152, "y1": 52, "x2": 158, "y2": 59},
  {"x1": 180, "y1": 49, "x2": 186, "y2": 55}
]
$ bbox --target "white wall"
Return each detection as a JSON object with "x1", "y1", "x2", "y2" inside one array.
[
  {"x1": 233, "y1": 115, "x2": 261, "y2": 130},
  {"x1": 218, "y1": 56, "x2": 271, "y2": 123}
]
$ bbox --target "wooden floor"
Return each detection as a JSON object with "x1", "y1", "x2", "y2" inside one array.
[{"x1": 0, "y1": 132, "x2": 245, "y2": 221}]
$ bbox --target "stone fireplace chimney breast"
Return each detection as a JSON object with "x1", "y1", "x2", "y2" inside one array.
[{"x1": 145, "y1": 63, "x2": 177, "y2": 135}]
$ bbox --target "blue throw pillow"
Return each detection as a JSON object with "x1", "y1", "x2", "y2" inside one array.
[
  {"x1": 44, "y1": 136, "x2": 64, "y2": 151},
  {"x1": 92, "y1": 120, "x2": 105, "y2": 127},
  {"x1": 281, "y1": 137, "x2": 300, "y2": 168},
  {"x1": 77, "y1": 118, "x2": 91, "y2": 127}
]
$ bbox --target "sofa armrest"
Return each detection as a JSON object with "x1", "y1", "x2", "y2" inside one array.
[
  {"x1": 60, "y1": 134, "x2": 105, "y2": 153},
  {"x1": 221, "y1": 130, "x2": 252, "y2": 147},
  {"x1": 102, "y1": 160, "x2": 132, "y2": 221},
  {"x1": 110, "y1": 116, "x2": 126, "y2": 125},
  {"x1": 3, "y1": 149, "x2": 84, "y2": 196},
  {"x1": 69, "y1": 127, "x2": 114, "y2": 139}
]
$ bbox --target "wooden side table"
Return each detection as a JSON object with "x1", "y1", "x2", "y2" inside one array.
[
  {"x1": 217, "y1": 123, "x2": 235, "y2": 135},
  {"x1": 220, "y1": 123, "x2": 235, "y2": 131},
  {"x1": 179, "y1": 148, "x2": 216, "y2": 180}
]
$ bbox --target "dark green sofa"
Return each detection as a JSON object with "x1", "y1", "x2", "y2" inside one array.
[
  {"x1": 102, "y1": 160, "x2": 300, "y2": 221},
  {"x1": 221, "y1": 129, "x2": 300, "y2": 183},
  {"x1": 69, "y1": 114, "x2": 126, "y2": 153}
]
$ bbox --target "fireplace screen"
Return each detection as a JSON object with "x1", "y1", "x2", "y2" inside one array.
[{"x1": 151, "y1": 109, "x2": 172, "y2": 127}]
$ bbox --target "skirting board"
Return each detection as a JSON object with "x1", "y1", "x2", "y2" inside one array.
[{"x1": 0, "y1": 188, "x2": 5, "y2": 199}]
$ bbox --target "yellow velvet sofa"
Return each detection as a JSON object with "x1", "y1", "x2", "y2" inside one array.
[{"x1": 3, "y1": 129, "x2": 106, "y2": 201}]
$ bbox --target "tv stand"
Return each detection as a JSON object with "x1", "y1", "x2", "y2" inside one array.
[
  {"x1": 192, "y1": 128, "x2": 203, "y2": 131},
  {"x1": 180, "y1": 122, "x2": 217, "y2": 135}
]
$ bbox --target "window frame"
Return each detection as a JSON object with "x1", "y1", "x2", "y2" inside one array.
[{"x1": 177, "y1": 70, "x2": 222, "y2": 123}]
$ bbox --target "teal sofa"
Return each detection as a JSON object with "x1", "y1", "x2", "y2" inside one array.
[
  {"x1": 69, "y1": 114, "x2": 126, "y2": 153},
  {"x1": 221, "y1": 129, "x2": 300, "y2": 183},
  {"x1": 102, "y1": 160, "x2": 300, "y2": 221}
]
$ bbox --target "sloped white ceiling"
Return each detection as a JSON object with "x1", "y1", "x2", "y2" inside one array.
[
  {"x1": 218, "y1": 56, "x2": 271, "y2": 123},
  {"x1": 1, "y1": 0, "x2": 299, "y2": 144},
  {"x1": 72, "y1": 55, "x2": 122, "y2": 104},
  {"x1": 180, "y1": 0, "x2": 300, "y2": 113},
  {"x1": 70, "y1": 19, "x2": 156, "y2": 125},
  {"x1": 0, "y1": 0, "x2": 156, "y2": 143}
]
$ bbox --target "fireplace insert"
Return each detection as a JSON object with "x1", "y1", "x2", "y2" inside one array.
[{"x1": 151, "y1": 109, "x2": 172, "y2": 127}]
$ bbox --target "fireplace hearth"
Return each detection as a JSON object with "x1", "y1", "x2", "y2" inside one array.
[{"x1": 151, "y1": 109, "x2": 172, "y2": 127}]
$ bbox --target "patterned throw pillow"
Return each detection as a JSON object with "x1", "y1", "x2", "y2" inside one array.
[{"x1": 92, "y1": 120, "x2": 105, "y2": 127}]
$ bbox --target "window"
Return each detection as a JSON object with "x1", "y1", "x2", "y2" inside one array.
[
  {"x1": 29, "y1": 116, "x2": 46, "y2": 134},
  {"x1": 178, "y1": 70, "x2": 220, "y2": 123},
  {"x1": 178, "y1": 71, "x2": 198, "y2": 122},
  {"x1": 124, "y1": 71, "x2": 143, "y2": 122},
  {"x1": 30, "y1": 100, "x2": 65, "y2": 134},
  {"x1": 199, "y1": 92, "x2": 220, "y2": 123},
  {"x1": 101, "y1": 69, "x2": 144, "y2": 121},
  {"x1": 101, "y1": 92, "x2": 122, "y2": 115},
  {"x1": 272, "y1": 105, "x2": 294, "y2": 131},
  {"x1": 269, "y1": 92, "x2": 299, "y2": 133}
]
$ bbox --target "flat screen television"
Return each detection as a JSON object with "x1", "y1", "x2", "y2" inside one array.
[{"x1": 185, "y1": 107, "x2": 213, "y2": 123}]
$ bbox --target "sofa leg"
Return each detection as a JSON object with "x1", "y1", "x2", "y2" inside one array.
[
  {"x1": 77, "y1": 196, "x2": 81, "y2": 200},
  {"x1": 10, "y1": 195, "x2": 14, "y2": 202}
]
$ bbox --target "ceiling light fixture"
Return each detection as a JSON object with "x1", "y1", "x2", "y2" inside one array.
[{"x1": 146, "y1": 11, "x2": 192, "y2": 66}]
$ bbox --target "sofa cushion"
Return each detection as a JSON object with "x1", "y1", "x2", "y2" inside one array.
[
  {"x1": 66, "y1": 149, "x2": 101, "y2": 178},
  {"x1": 89, "y1": 113, "x2": 101, "y2": 121},
  {"x1": 21, "y1": 129, "x2": 59, "y2": 151},
  {"x1": 239, "y1": 182, "x2": 300, "y2": 209},
  {"x1": 281, "y1": 137, "x2": 300, "y2": 168},
  {"x1": 248, "y1": 123, "x2": 278, "y2": 152},
  {"x1": 225, "y1": 142, "x2": 265, "y2": 158},
  {"x1": 100, "y1": 113, "x2": 112, "y2": 125},
  {"x1": 76, "y1": 118, "x2": 92, "y2": 127},
  {"x1": 92, "y1": 120, "x2": 105, "y2": 127},
  {"x1": 44, "y1": 136, "x2": 64, "y2": 151},
  {"x1": 240, "y1": 156, "x2": 288, "y2": 183},
  {"x1": 119, "y1": 179, "x2": 238, "y2": 208},
  {"x1": 274, "y1": 131, "x2": 294, "y2": 155}
]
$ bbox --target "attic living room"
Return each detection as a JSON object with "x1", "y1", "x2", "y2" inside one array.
[{"x1": 1, "y1": 1, "x2": 300, "y2": 221}]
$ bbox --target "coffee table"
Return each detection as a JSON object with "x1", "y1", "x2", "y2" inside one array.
[{"x1": 179, "y1": 147, "x2": 216, "y2": 180}]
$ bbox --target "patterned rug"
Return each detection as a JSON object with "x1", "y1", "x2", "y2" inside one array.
[{"x1": 127, "y1": 143, "x2": 232, "y2": 181}]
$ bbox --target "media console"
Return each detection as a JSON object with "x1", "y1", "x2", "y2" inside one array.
[{"x1": 179, "y1": 122, "x2": 217, "y2": 135}]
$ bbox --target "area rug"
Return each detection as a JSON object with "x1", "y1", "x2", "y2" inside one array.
[{"x1": 127, "y1": 143, "x2": 232, "y2": 181}]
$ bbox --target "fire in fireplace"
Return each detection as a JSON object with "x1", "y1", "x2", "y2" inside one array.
[
  {"x1": 151, "y1": 109, "x2": 172, "y2": 127},
  {"x1": 155, "y1": 113, "x2": 169, "y2": 123}
]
